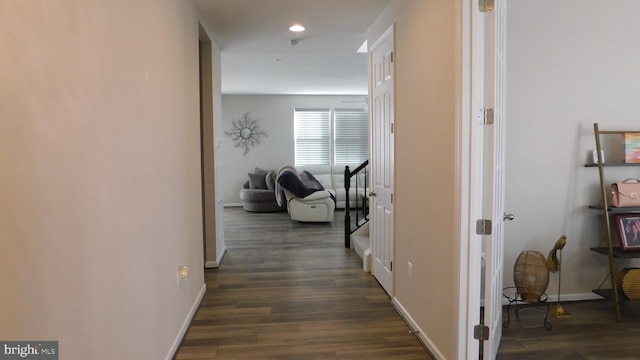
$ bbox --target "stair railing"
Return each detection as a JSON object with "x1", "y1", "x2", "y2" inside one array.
[{"x1": 344, "y1": 160, "x2": 369, "y2": 248}]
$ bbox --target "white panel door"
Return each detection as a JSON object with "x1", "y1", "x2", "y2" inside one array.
[
  {"x1": 483, "y1": 0, "x2": 508, "y2": 359},
  {"x1": 370, "y1": 27, "x2": 394, "y2": 296}
]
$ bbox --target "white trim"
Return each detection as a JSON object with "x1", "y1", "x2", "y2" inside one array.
[
  {"x1": 205, "y1": 247, "x2": 226, "y2": 268},
  {"x1": 368, "y1": 23, "x2": 395, "y2": 296},
  {"x1": 481, "y1": 292, "x2": 603, "y2": 307},
  {"x1": 224, "y1": 203, "x2": 243, "y2": 208},
  {"x1": 455, "y1": 0, "x2": 471, "y2": 357},
  {"x1": 392, "y1": 297, "x2": 445, "y2": 360},
  {"x1": 498, "y1": 292, "x2": 603, "y2": 306},
  {"x1": 557, "y1": 293, "x2": 604, "y2": 302},
  {"x1": 369, "y1": 23, "x2": 394, "y2": 53},
  {"x1": 362, "y1": 248, "x2": 371, "y2": 273},
  {"x1": 165, "y1": 283, "x2": 207, "y2": 360},
  {"x1": 457, "y1": 0, "x2": 484, "y2": 359}
]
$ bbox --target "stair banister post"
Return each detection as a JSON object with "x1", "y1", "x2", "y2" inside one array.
[{"x1": 344, "y1": 166, "x2": 351, "y2": 248}]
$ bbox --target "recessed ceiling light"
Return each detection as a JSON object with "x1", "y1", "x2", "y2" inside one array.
[{"x1": 289, "y1": 24, "x2": 305, "y2": 32}]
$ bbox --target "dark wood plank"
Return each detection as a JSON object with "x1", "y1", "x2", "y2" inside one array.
[
  {"x1": 176, "y1": 208, "x2": 640, "y2": 359},
  {"x1": 498, "y1": 300, "x2": 640, "y2": 359},
  {"x1": 174, "y1": 207, "x2": 433, "y2": 359}
]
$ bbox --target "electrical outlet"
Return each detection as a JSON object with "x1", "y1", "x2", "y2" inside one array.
[
  {"x1": 408, "y1": 262, "x2": 413, "y2": 279},
  {"x1": 177, "y1": 265, "x2": 190, "y2": 291},
  {"x1": 178, "y1": 266, "x2": 190, "y2": 280}
]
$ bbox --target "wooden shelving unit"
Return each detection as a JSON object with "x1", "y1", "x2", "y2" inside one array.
[{"x1": 589, "y1": 123, "x2": 640, "y2": 321}]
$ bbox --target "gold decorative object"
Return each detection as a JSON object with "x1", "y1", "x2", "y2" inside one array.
[
  {"x1": 546, "y1": 235, "x2": 571, "y2": 318},
  {"x1": 546, "y1": 235, "x2": 566, "y2": 272},
  {"x1": 513, "y1": 250, "x2": 549, "y2": 302},
  {"x1": 618, "y1": 268, "x2": 640, "y2": 300}
]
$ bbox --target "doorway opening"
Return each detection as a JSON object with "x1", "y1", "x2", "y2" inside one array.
[{"x1": 199, "y1": 24, "x2": 218, "y2": 267}]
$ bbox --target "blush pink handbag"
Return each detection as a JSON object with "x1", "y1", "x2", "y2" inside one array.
[{"x1": 611, "y1": 178, "x2": 640, "y2": 207}]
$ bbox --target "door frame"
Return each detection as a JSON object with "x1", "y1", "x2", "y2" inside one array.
[
  {"x1": 369, "y1": 24, "x2": 395, "y2": 297},
  {"x1": 457, "y1": 0, "x2": 502, "y2": 358},
  {"x1": 199, "y1": 25, "x2": 223, "y2": 268}
]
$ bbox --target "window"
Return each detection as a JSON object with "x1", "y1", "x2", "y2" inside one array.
[
  {"x1": 294, "y1": 108, "x2": 331, "y2": 165},
  {"x1": 294, "y1": 108, "x2": 368, "y2": 166},
  {"x1": 334, "y1": 109, "x2": 368, "y2": 164}
]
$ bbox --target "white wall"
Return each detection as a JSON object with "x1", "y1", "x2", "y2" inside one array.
[
  {"x1": 221, "y1": 95, "x2": 367, "y2": 204},
  {"x1": 506, "y1": 0, "x2": 640, "y2": 300},
  {"x1": 0, "y1": 1, "x2": 205, "y2": 359},
  {"x1": 369, "y1": 1, "x2": 459, "y2": 359}
]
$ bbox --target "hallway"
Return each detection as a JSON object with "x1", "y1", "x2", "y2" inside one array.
[{"x1": 175, "y1": 207, "x2": 432, "y2": 359}]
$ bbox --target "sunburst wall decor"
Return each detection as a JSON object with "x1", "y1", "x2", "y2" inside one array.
[{"x1": 225, "y1": 112, "x2": 267, "y2": 156}]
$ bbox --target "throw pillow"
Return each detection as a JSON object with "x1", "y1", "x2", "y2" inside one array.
[
  {"x1": 254, "y1": 167, "x2": 268, "y2": 175},
  {"x1": 299, "y1": 171, "x2": 324, "y2": 191},
  {"x1": 248, "y1": 173, "x2": 267, "y2": 189},
  {"x1": 265, "y1": 171, "x2": 276, "y2": 190}
]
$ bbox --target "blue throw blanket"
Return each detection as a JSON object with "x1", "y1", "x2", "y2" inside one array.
[
  {"x1": 276, "y1": 168, "x2": 336, "y2": 205},
  {"x1": 277, "y1": 170, "x2": 321, "y2": 198}
]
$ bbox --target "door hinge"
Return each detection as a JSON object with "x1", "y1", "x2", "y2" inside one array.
[
  {"x1": 391, "y1": 193, "x2": 393, "y2": 204},
  {"x1": 482, "y1": 108, "x2": 494, "y2": 125},
  {"x1": 391, "y1": 123, "x2": 394, "y2": 134},
  {"x1": 479, "y1": 0, "x2": 494, "y2": 12},
  {"x1": 390, "y1": 261, "x2": 393, "y2": 271},
  {"x1": 390, "y1": 52, "x2": 394, "y2": 63},
  {"x1": 476, "y1": 219, "x2": 492, "y2": 235},
  {"x1": 474, "y1": 324, "x2": 490, "y2": 340}
]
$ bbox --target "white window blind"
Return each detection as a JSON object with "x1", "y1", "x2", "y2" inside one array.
[
  {"x1": 334, "y1": 108, "x2": 368, "y2": 164},
  {"x1": 294, "y1": 108, "x2": 331, "y2": 165}
]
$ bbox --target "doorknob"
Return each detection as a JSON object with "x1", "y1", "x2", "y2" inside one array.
[
  {"x1": 503, "y1": 213, "x2": 515, "y2": 221},
  {"x1": 369, "y1": 191, "x2": 377, "y2": 197}
]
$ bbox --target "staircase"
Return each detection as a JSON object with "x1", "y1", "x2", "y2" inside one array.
[
  {"x1": 343, "y1": 161, "x2": 370, "y2": 272},
  {"x1": 350, "y1": 221, "x2": 371, "y2": 272}
]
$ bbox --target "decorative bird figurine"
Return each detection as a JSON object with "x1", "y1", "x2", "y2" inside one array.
[
  {"x1": 547, "y1": 235, "x2": 567, "y2": 273},
  {"x1": 546, "y1": 234, "x2": 571, "y2": 318}
]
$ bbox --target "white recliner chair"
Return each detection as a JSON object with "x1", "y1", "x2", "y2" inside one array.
[
  {"x1": 283, "y1": 188, "x2": 335, "y2": 222},
  {"x1": 276, "y1": 166, "x2": 336, "y2": 222}
]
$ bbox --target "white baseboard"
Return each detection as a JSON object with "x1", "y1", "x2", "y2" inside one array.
[
  {"x1": 205, "y1": 247, "x2": 226, "y2": 268},
  {"x1": 540, "y1": 291, "x2": 603, "y2": 303},
  {"x1": 224, "y1": 203, "x2": 243, "y2": 207},
  {"x1": 166, "y1": 283, "x2": 206, "y2": 360},
  {"x1": 393, "y1": 292, "x2": 602, "y2": 360},
  {"x1": 484, "y1": 291, "x2": 604, "y2": 306},
  {"x1": 392, "y1": 297, "x2": 446, "y2": 360},
  {"x1": 363, "y1": 248, "x2": 371, "y2": 273}
]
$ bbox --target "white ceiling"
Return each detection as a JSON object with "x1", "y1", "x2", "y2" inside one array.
[{"x1": 194, "y1": 0, "x2": 391, "y2": 95}]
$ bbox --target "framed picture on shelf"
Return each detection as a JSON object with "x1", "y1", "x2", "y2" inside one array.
[
  {"x1": 623, "y1": 132, "x2": 640, "y2": 163},
  {"x1": 614, "y1": 214, "x2": 640, "y2": 251}
]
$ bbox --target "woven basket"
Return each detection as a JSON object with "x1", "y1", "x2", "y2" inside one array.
[
  {"x1": 513, "y1": 250, "x2": 549, "y2": 302},
  {"x1": 618, "y1": 268, "x2": 640, "y2": 300}
]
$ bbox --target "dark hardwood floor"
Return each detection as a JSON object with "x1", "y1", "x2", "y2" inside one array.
[
  {"x1": 497, "y1": 299, "x2": 640, "y2": 359},
  {"x1": 175, "y1": 207, "x2": 640, "y2": 359},
  {"x1": 174, "y1": 207, "x2": 433, "y2": 360}
]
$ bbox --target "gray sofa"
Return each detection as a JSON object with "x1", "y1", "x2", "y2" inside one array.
[
  {"x1": 294, "y1": 164, "x2": 368, "y2": 209},
  {"x1": 239, "y1": 168, "x2": 286, "y2": 212},
  {"x1": 239, "y1": 165, "x2": 368, "y2": 212}
]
